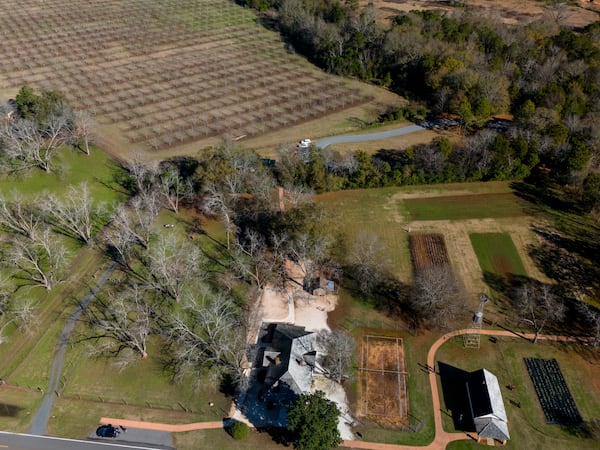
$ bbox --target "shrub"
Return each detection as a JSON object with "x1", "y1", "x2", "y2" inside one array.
[{"x1": 229, "y1": 420, "x2": 249, "y2": 440}]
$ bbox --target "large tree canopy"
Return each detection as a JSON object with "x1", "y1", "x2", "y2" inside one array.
[{"x1": 287, "y1": 390, "x2": 342, "y2": 450}]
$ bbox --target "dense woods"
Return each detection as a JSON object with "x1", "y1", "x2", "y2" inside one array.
[{"x1": 236, "y1": 1, "x2": 600, "y2": 213}]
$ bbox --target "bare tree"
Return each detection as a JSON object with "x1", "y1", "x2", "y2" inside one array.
[
  {"x1": 230, "y1": 230, "x2": 280, "y2": 289},
  {"x1": 203, "y1": 182, "x2": 236, "y2": 249},
  {"x1": 72, "y1": 110, "x2": 94, "y2": 155},
  {"x1": 143, "y1": 233, "x2": 206, "y2": 302},
  {"x1": 317, "y1": 330, "x2": 356, "y2": 384},
  {"x1": 158, "y1": 164, "x2": 193, "y2": 214},
  {"x1": 347, "y1": 230, "x2": 390, "y2": 297},
  {"x1": 283, "y1": 183, "x2": 315, "y2": 209},
  {"x1": 168, "y1": 288, "x2": 247, "y2": 384},
  {"x1": 87, "y1": 283, "x2": 155, "y2": 364},
  {"x1": 107, "y1": 193, "x2": 160, "y2": 254},
  {"x1": 0, "y1": 192, "x2": 42, "y2": 240},
  {"x1": 411, "y1": 266, "x2": 465, "y2": 328},
  {"x1": 515, "y1": 282, "x2": 565, "y2": 343},
  {"x1": 125, "y1": 157, "x2": 160, "y2": 199},
  {"x1": 577, "y1": 301, "x2": 600, "y2": 348},
  {"x1": 43, "y1": 182, "x2": 105, "y2": 245},
  {"x1": 287, "y1": 232, "x2": 332, "y2": 289},
  {"x1": 0, "y1": 276, "x2": 37, "y2": 343},
  {"x1": 6, "y1": 229, "x2": 68, "y2": 290},
  {"x1": 0, "y1": 112, "x2": 71, "y2": 173}
]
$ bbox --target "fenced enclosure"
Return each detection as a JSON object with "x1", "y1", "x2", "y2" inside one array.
[{"x1": 359, "y1": 335, "x2": 409, "y2": 427}]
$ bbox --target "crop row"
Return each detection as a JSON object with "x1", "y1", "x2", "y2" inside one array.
[
  {"x1": 0, "y1": 0, "x2": 364, "y2": 152},
  {"x1": 409, "y1": 234, "x2": 451, "y2": 270},
  {"x1": 524, "y1": 358, "x2": 582, "y2": 425}
]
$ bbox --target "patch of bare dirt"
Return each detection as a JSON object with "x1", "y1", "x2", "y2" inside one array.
[
  {"x1": 406, "y1": 217, "x2": 551, "y2": 298},
  {"x1": 363, "y1": 0, "x2": 599, "y2": 28}
]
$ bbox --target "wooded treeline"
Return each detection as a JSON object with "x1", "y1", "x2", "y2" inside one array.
[
  {"x1": 236, "y1": 1, "x2": 600, "y2": 212},
  {"x1": 252, "y1": 1, "x2": 600, "y2": 124}
]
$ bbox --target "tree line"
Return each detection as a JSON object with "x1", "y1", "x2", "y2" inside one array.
[{"x1": 242, "y1": 2, "x2": 600, "y2": 213}]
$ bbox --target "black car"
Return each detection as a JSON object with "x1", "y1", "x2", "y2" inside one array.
[{"x1": 96, "y1": 424, "x2": 119, "y2": 438}]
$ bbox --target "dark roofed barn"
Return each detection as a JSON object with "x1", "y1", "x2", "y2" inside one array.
[{"x1": 466, "y1": 369, "x2": 510, "y2": 445}]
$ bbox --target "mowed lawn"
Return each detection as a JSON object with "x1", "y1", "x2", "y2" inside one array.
[
  {"x1": 0, "y1": 147, "x2": 126, "y2": 202},
  {"x1": 317, "y1": 187, "x2": 411, "y2": 276},
  {"x1": 470, "y1": 232, "x2": 527, "y2": 277},
  {"x1": 403, "y1": 193, "x2": 527, "y2": 221}
]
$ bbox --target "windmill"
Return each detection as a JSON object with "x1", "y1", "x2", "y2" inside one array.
[{"x1": 464, "y1": 293, "x2": 491, "y2": 349}]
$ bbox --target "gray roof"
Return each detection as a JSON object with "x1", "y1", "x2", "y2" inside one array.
[
  {"x1": 260, "y1": 324, "x2": 322, "y2": 396},
  {"x1": 467, "y1": 369, "x2": 510, "y2": 441}
]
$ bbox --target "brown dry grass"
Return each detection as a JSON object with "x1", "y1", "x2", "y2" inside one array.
[
  {"x1": 364, "y1": 0, "x2": 600, "y2": 28},
  {"x1": 359, "y1": 335, "x2": 409, "y2": 426}
]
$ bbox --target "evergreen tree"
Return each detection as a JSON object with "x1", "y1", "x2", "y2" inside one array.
[{"x1": 287, "y1": 391, "x2": 342, "y2": 450}]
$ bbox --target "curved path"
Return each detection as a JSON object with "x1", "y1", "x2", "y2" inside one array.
[
  {"x1": 315, "y1": 124, "x2": 426, "y2": 149},
  {"x1": 342, "y1": 329, "x2": 593, "y2": 450},
  {"x1": 28, "y1": 263, "x2": 116, "y2": 435},
  {"x1": 97, "y1": 329, "x2": 593, "y2": 449}
]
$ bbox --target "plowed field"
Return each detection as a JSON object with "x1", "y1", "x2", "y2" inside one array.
[{"x1": 409, "y1": 233, "x2": 450, "y2": 270}]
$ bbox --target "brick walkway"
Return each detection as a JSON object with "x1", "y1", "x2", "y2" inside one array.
[
  {"x1": 100, "y1": 329, "x2": 593, "y2": 449},
  {"x1": 98, "y1": 417, "x2": 223, "y2": 432}
]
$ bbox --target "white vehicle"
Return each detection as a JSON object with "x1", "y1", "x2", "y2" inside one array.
[{"x1": 298, "y1": 138, "x2": 311, "y2": 148}]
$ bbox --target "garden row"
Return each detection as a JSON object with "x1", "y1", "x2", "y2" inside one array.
[
  {"x1": 409, "y1": 233, "x2": 451, "y2": 271},
  {"x1": 524, "y1": 357, "x2": 583, "y2": 425}
]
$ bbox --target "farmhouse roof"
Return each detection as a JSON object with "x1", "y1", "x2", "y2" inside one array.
[
  {"x1": 260, "y1": 324, "x2": 322, "y2": 397},
  {"x1": 466, "y1": 369, "x2": 510, "y2": 441}
]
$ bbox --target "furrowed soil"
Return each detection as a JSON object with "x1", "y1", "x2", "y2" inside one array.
[{"x1": 390, "y1": 185, "x2": 550, "y2": 306}]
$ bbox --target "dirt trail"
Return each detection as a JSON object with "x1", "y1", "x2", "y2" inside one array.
[
  {"x1": 98, "y1": 417, "x2": 223, "y2": 432},
  {"x1": 95, "y1": 329, "x2": 593, "y2": 448}
]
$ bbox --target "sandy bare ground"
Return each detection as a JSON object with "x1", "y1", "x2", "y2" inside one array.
[
  {"x1": 240, "y1": 261, "x2": 351, "y2": 434},
  {"x1": 246, "y1": 277, "x2": 337, "y2": 345},
  {"x1": 387, "y1": 188, "x2": 550, "y2": 297},
  {"x1": 364, "y1": 0, "x2": 600, "y2": 28},
  {"x1": 312, "y1": 375, "x2": 355, "y2": 440}
]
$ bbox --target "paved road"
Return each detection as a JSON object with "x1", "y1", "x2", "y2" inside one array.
[
  {"x1": 28, "y1": 264, "x2": 116, "y2": 436},
  {"x1": 0, "y1": 431, "x2": 159, "y2": 450},
  {"x1": 315, "y1": 124, "x2": 426, "y2": 149}
]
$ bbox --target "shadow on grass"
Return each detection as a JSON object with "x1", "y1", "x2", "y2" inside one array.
[
  {"x1": 0, "y1": 402, "x2": 23, "y2": 417},
  {"x1": 561, "y1": 419, "x2": 600, "y2": 440},
  {"x1": 438, "y1": 362, "x2": 475, "y2": 433}
]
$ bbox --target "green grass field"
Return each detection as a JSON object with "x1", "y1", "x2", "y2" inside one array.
[
  {"x1": 317, "y1": 187, "x2": 412, "y2": 278},
  {"x1": 470, "y1": 232, "x2": 527, "y2": 277},
  {"x1": 403, "y1": 193, "x2": 527, "y2": 221},
  {"x1": 0, "y1": 147, "x2": 126, "y2": 202},
  {"x1": 437, "y1": 337, "x2": 600, "y2": 450}
]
